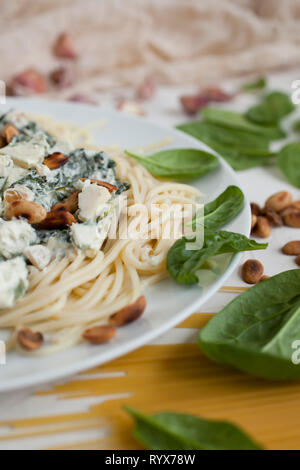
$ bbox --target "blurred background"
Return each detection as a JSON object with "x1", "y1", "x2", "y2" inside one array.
[{"x1": 1, "y1": 0, "x2": 300, "y2": 108}]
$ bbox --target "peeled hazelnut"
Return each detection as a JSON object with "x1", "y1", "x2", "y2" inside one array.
[
  {"x1": 52, "y1": 191, "x2": 80, "y2": 213},
  {"x1": 290, "y1": 201, "x2": 300, "y2": 210},
  {"x1": 251, "y1": 213, "x2": 257, "y2": 230},
  {"x1": 241, "y1": 259, "x2": 264, "y2": 284},
  {"x1": 53, "y1": 33, "x2": 77, "y2": 59},
  {"x1": 264, "y1": 208, "x2": 283, "y2": 227},
  {"x1": 79, "y1": 178, "x2": 117, "y2": 193},
  {"x1": 50, "y1": 66, "x2": 75, "y2": 89},
  {"x1": 2, "y1": 124, "x2": 19, "y2": 143},
  {"x1": 83, "y1": 325, "x2": 116, "y2": 344},
  {"x1": 282, "y1": 241, "x2": 300, "y2": 255},
  {"x1": 44, "y1": 152, "x2": 69, "y2": 169},
  {"x1": 37, "y1": 210, "x2": 76, "y2": 230},
  {"x1": 8, "y1": 69, "x2": 47, "y2": 95},
  {"x1": 109, "y1": 295, "x2": 146, "y2": 326},
  {"x1": 5, "y1": 200, "x2": 47, "y2": 224},
  {"x1": 250, "y1": 202, "x2": 261, "y2": 216},
  {"x1": 295, "y1": 255, "x2": 300, "y2": 267},
  {"x1": 17, "y1": 328, "x2": 43, "y2": 351},
  {"x1": 283, "y1": 210, "x2": 300, "y2": 228},
  {"x1": 265, "y1": 191, "x2": 293, "y2": 212},
  {"x1": 254, "y1": 216, "x2": 272, "y2": 238}
]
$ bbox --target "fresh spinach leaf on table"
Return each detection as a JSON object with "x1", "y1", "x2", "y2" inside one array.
[
  {"x1": 192, "y1": 185, "x2": 244, "y2": 230},
  {"x1": 277, "y1": 142, "x2": 300, "y2": 188},
  {"x1": 241, "y1": 77, "x2": 267, "y2": 92},
  {"x1": 177, "y1": 121, "x2": 275, "y2": 170},
  {"x1": 125, "y1": 148, "x2": 219, "y2": 180},
  {"x1": 246, "y1": 91, "x2": 295, "y2": 126},
  {"x1": 125, "y1": 406, "x2": 263, "y2": 450},
  {"x1": 202, "y1": 108, "x2": 286, "y2": 140},
  {"x1": 167, "y1": 230, "x2": 267, "y2": 285},
  {"x1": 199, "y1": 269, "x2": 300, "y2": 380}
]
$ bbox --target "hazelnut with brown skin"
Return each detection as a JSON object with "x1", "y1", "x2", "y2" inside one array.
[
  {"x1": 282, "y1": 241, "x2": 300, "y2": 255},
  {"x1": 264, "y1": 208, "x2": 283, "y2": 227},
  {"x1": 251, "y1": 213, "x2": 257, "y2": 231},
  {"x1": 254, "y1": 216, "x2": 272, "y2": 238},
  {"x1": 264, "y1": 191, "x2": 293, "y2": 212},
  {"x1": 283, "y1": 210, "x2": 300, "y2": 228},
  {"x1": 295, "y1": 255, "x2": 300, "y2": 267},
  {"x1": 241, "y1": 259, "x2": 264, "y2": 284},
  {"x1": 250, "y1": 202, "x2": 261, "y2": 216}
]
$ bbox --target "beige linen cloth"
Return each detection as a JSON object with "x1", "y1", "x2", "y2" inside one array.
[{"x1": 1, "y1": 0, "x2": 300, "y2": 93}]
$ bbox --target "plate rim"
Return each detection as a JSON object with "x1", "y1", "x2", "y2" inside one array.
[{"x1": 0, "y1": 98, "x2": 251, "y2": 392}]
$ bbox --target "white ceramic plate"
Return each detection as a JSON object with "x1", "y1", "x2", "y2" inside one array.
[{"x1": 0, "y1": 98, "x2": 250, "y2": 392}]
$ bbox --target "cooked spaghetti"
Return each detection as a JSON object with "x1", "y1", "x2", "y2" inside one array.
[{"x1": 0, "y1": 110, "x2": 200, "y2": 355}]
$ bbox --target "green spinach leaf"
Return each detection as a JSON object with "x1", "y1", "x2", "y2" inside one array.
[
  {"x1": 193, "y1": 185, "x2": 244, "y2": 230},
  {"x1": 167, "y1": 230, "x2": 267, "y2": 285},
  {"x1": 177, "y1": 121, "x2": 275, "y2": 170},
  {"x1": 202, "y1": 108, "x2": 285, "y2": 140},
  {"x1": 277, "y1": 142, "x2": 300, "y2": 188},
  {"x1": 246, "y1": 91, "x2": 295, "y2": 126},
  {"x1": 125, "y1": 406, "x2": 263, "y2": 450},
  {"x1": 199, "y1": 270, "x2": 300, "y2": 380},
  {"x1": 241, "y1": 77, "x2": 267, "y2": 92},
  {"x1": 125, "y1": 148, "x2": 219, "y2": 180},
  {"x1": 178, "y1": 121, "x2": 270, "y2": 151},
  {"x1": 293, "y1": 119, "x2": 300, "y2": 133}
]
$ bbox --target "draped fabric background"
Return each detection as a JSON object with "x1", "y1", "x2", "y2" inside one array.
[{"x1": 0, "y1": 0, "x2": 300, "y2": 93}]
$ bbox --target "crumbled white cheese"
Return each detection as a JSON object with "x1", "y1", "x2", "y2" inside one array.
[
  {"x1": 46, "y1": 236, "x2": 72, "y2": 260},
  {"x1": 0, "y1": 155, "x2": 13, "y2": 190},
  {"x1": 0, "y1": 219, "x2": 36, "y2": 258},
  {"x1": 71, "y1": 217, "x2": 112, "y2": 252},
  {"x1": 23, "y1": 244, "x2": 52, "y2": 270},
  {"x1": 5, "y1": 166, "x2": 28, "y2": 187},
  {"x1": 0, "y1": 256, "x2": 28, "y2": 308},
  {"x1": 78, "y1": 182, "x2": 111, "y2": 222},
  {"x1": 35, "y1": 163, "x2": 51, "y2": 177},
  {"x1": 0, "y1": 132, "x2": 50, "y2": 168},
  {"x1": 2, "y1": 110, "x2": 29, "y2": 129},
  {"x1": 50, "y1": 138, "x2": 74, "y2": 154}
]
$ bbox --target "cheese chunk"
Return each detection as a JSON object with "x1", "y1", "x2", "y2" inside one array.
[
  {"x1": 0, "y1": 219, "x2": 36, "y2": 258},
  {"x1": 0, "y1": 256, "x2": 28, "y2": 308},
  {"x1": 0, "y1": 132, "x2": 50, "y2": 168},
  {"x1": 23, "y1": 244, "x2": 52, "y2": 270},
  {"x1": 78, "y1": 182, "x2": 111, "y2": 222},
  {"x1": 71, "y1": 217, "x2": 112, "y2": 252},
  {"x1": 5, "y1": 166, "x2": 28, "y2": 187},
  {"x1": 0, "y1": 155, "x2": 13, "y2": 190}
]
